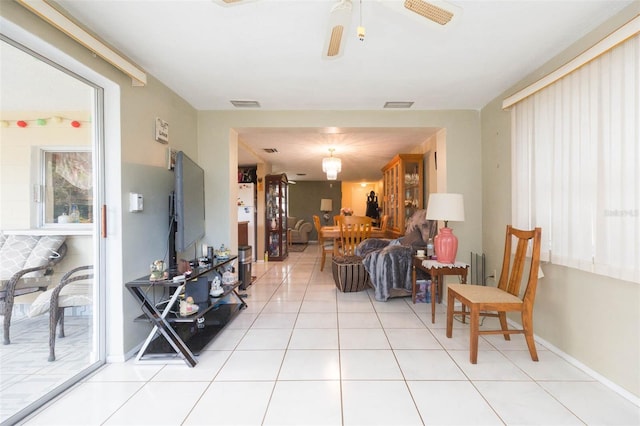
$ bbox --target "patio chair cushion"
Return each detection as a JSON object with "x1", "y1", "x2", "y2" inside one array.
[
  {"x1": 28, "y1": 282, "x2": 92, "y2": 317},
  {"x1": 0, "y1": 234, "x2": 66, "y2": 280}
]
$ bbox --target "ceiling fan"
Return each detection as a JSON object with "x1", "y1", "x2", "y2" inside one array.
[{"x1": 211, "y1": 0, "x2": 462, "y2": 59}]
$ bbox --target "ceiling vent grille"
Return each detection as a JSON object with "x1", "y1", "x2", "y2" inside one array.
[
  {"x1": 263, "y1": 148, "x2": 278, "y2": 153},
  {"x1": 384, "y1": 101, "x2": 414, "y2": 109},
  {"x1": 230, "y1": 100, "x2": 261, "y2": 108}
]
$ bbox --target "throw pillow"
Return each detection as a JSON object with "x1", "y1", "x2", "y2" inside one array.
[{"x1": 295, "y1": 219, "x2": 305, "y2": 230}]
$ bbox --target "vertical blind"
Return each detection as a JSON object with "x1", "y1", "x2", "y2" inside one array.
[{"x1": 511, "y1": 34, "x2": 639, "y2": 283}]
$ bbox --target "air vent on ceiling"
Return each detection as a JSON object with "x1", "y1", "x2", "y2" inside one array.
[
  {"x1": 384, "y1": 101, "x2": 415, "y2": 109},
  {"x1": 263, "y1": 148, "x2": 278, "y2": 153},
  {"x1": 230, "y1": 100, "x2": 261, "y2": 108}
]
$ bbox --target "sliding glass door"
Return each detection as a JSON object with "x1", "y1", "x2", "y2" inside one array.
[{"x1": 0, "y1": 36, "x2": 105, "y2": 424}]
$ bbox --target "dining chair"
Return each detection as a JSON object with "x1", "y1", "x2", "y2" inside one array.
[
  {"x1": 312, "y1": 215, "x2": 333, "y2": 271},
  {"x1": 336, "y1": 215, "x2": 373, "y2": 256},
  {"x1": 446, "y1": 225, "x2": 542, "y2": 364}
]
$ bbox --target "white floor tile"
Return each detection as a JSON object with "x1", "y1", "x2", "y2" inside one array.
[
  {"x1": 338, "y1": 312, "x2": 382, "y2": 328},
  {"x1": 215, "y1": 350, "x2": 285, "y2": 381},
  {"x1": 395, "y1": 349, "x2": 467, "y2": 380},
  {"x1": 23, "y1": 381, "x2": 144, "y2": 426},
  {"x1": 278, "y1": 349, "x2": 340, "y2": 380},
  {"x1": 86, "y1": 361, "x2": 163, "y2": 382},
  {"x1": 300, "y1": 300, "x2": 338, "y2": 313},
  {"x1": 473, "y1": 380, "x2": 583, "y2": 425},
  {"x1": 237, "y1": 328, "x2": 292, "y2": 350},
  {"x1": 288, "y1": 328, "x2": 338, "y2": 349},
  {"x1": 102, "y1": 381, "x2": 208, "y2": 425},
  {"x1": 251, "y1": 312, "x2": 298, "y2": 329},
  {"x1": 151, "y1": 350, "x2": 231, "y2": 381},
  {"x1": 385, "y1": 328, "x2": 442, "y2": 349},
  {"x1": 448, "y1": 349, "x2": 531, "y2": 380},
  {"x1": 338, "y1": 328, "x2": 391, "y2": 349},
  {"x1": 183, "y1": 381, "x2": 274, "y2": 425},
  {"x1": 295, "y1": 312, "x2": 338, "y2": 328},
  {"x1": 377, "y1": 312, "x2": 426, "y2": 329},
  {"x1": 340, "y1": 350, "x2": 403, "y2": 380},
  {"x1": 539, "y1": 381, "x2": 640, "y2": 425},
  {"x1": 342, "y1": 380, "x2": 423, "y2": 425},
  {"x1": 502, "y1": 349, "x2": 594, "y2": 381},
  {"x1": 263, "y1": 381, "x2": 342, "y2": 426},
  {"x1": 407, "y1": 380, "x2": 504, "y2": 425}
]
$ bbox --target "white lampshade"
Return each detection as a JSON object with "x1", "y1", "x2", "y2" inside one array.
[
  {"x1": 326, "y1": 169, "x2": 338, "y2": 180},
  {"x1": 320, "y1": 198, "x2": 333, "y2": 212},
  {"x1": 426, "y1": 193, "x2": 465, "y2": 223}
]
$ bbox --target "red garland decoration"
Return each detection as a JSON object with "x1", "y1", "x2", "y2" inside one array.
[
  {"x1": 71, "y1": 121, "x2": 81, "y2": 128},
  {"x1": 17, "y1": 120, "x2": 28, "y2": 128}
]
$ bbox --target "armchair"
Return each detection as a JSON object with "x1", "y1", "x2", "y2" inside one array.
[
  {"x1": 288, "y1": 217, "x2": 313, "y2": 244},
  {"x1": 356, "y1": 210, "x2": 437, "y2": 301},
  {"x1": 0, "y1": 232, "x2": 67, "y2": 344}
]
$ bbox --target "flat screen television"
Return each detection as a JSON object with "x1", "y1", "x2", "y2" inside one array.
[{"x1": 174, "y1": 151, "x2": 205, "y2": 254}]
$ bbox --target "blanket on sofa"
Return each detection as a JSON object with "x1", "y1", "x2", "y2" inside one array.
[{"x1": 358, "y1": 240, "x2": 414, "y2": 301}]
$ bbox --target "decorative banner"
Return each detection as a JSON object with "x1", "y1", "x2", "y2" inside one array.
[{"x1": 0, "y1": 116, "x2": 89, "y2": 128}]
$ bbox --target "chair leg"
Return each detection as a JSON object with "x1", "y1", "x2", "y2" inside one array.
[
  {"x1": 320, "y1": 250, "x2": 326, "y2": 271},
  {"x1": 446, "y1": 289, "x2": 454, "y2": 338},
  {"x1": 58, "y1": 309, "x2": 65, "y2": 338},
  {"x1": 498, "y1": 311, "x2": 511, "y2": 341},
  {"x1": 3, "y1": 293, "x2": 15, "y2": 345},
  {"x1": 49, "y1": 307, "x2": 60, "y2": 362},
  {"x1": 469, "y1": 305, "x2": 480, "y2": 364},
  {"x1": 522, "y1": 311, "x2": 539, "y2": 362}
]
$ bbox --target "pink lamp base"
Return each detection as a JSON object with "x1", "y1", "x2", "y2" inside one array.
[{"x1": 434, "y1": 227, "x2": 458, "y2": 264}]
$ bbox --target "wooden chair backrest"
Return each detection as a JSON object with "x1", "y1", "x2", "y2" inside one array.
[
  {"x1": 337, "y1": 215, "x2": 372, "y2": 256},
  {"x1": 498, "y1": 225, "x2": 542, "y2": 305},
  {"x1": 312, "y1": 215, "x2": 321, "y2": 234}
]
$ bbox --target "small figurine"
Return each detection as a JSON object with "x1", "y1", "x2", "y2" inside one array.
[
  {"x1": 210, "y1": 274, "x2": 224, "y2": 297},
  {"x1": 149, "y1": 260, "x2": 168, "y2": 281}
]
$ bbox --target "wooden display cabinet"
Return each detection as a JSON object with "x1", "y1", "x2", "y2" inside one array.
[
  {"x1": 265, "y1": 173, "x2": 289, "y2": 260},
  {"x1": 381, "y1": 154, "x2": 424, "y2": 237}
]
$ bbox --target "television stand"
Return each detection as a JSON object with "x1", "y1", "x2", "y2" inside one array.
[{"x1": 126, "y1": 256, "x2": 246, "y2": 367}]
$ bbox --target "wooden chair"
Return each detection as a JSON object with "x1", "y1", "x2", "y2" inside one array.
[
  {"x1": 312, "y1": 215, "x2": 333, "y2": 271},
  {"x1": 335, "y1": 215, "x2": 372, "y2": 256},
  {"x1": 446, "y1": 225, "x2": 542, "y2": 364}
]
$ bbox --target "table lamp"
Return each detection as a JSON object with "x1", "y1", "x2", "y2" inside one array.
[
  {"x1": 320, "y1": 198, "x2": 333, "y2": 224},
  {"x1": 426, "y1": 193, "x2": 465, "y2": 264}
]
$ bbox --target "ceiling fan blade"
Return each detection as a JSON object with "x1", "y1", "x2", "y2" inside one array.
[
  {"x1": 322, "y1": 0, "x2": 353, "y2": 60},
  {"x1": 377, "y1": 0, "x2": 461, "y2": 28},
  {"x1": 211, "y1": 0, "x2": 259, "y2": 6}
]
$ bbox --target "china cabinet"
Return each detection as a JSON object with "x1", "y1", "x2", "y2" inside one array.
[
  {"x1": 265, "y1": 173, "x2": 288, "y2": 260},
  {"x1": 381, "y1": 154, "x2": 423, "y2": 237}
]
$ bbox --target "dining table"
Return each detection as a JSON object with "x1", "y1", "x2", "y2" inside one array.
[{"x1": 319, "y1": 225, "x2": 389, "y2": 240}]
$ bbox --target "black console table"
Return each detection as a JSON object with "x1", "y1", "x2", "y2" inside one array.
[{"x1": 126, "y1": 256, "x2": 247, "y2": 367}]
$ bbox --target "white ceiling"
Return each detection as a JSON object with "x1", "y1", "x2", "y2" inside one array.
[{"x1": 8, "y1": 0, "x2": 635, "y2": 181}]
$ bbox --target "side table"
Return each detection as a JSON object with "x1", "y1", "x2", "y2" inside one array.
[{"x1": 412, "y1": 257, "x2": 469, "y2": 323}]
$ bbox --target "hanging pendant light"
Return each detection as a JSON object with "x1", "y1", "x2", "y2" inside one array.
[{"x1": 322, "y1": 148, "x2": 342, "y2": 180}]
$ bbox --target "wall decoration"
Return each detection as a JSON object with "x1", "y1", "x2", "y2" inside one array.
[{"x1": 155, "y1": 117, "x2": 169, "y2": 143}]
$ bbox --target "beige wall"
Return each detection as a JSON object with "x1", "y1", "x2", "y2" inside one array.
[{"x1": 481, "y1": 5, "x2": 640, "y2": 398}]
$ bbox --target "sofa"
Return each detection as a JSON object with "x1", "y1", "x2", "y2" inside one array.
[
  {"x1": 356, "y1": 210, "x2": 437, "y2": 301},
  {"x1": 287, "y1": 217, "x2": 313, "y2": 244}
]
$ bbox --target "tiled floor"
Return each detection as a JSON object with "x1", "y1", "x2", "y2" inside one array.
[
  {"x1": 21, "y1": 246, "x2": 640, "y2": 425},
  {"x1": 0, "y1": 312, "x2": 93, "y2": 422}
]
